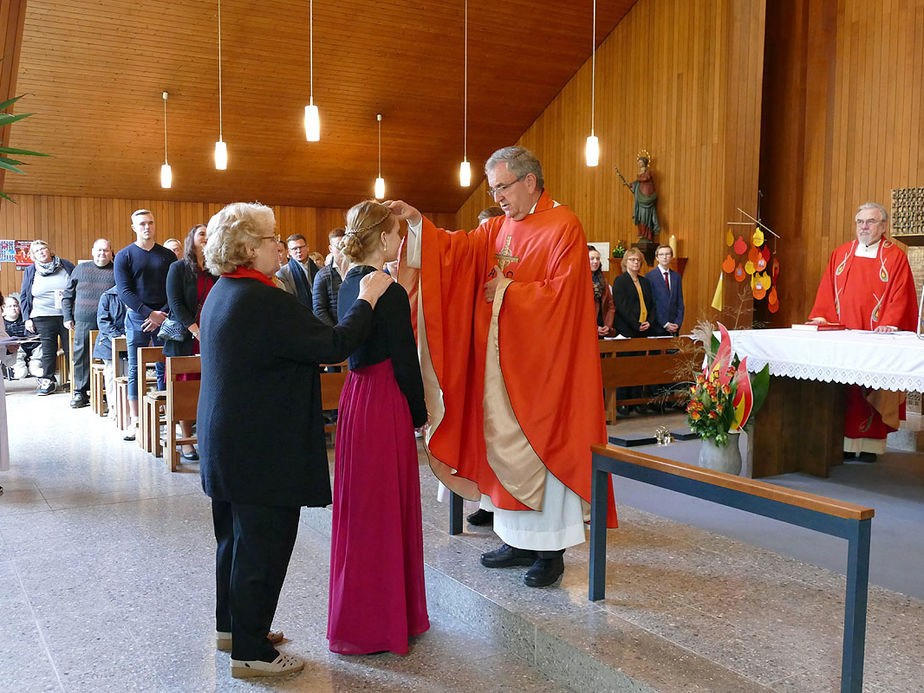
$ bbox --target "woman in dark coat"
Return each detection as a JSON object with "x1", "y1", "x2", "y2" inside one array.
[
  {"x1": 197, "y1": 202, "x2": 392, "y2": 679},
  {"x1": 164, "y1": 224, "x2": 218, "y2": 460},
  {"x1": 327, "y1": 201, "x2": 429, "y2": 656}
]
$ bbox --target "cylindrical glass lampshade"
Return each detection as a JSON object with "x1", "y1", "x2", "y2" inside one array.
[
  {"x1": 305, "y1": 104, "x2": 320, "y2": 142},
  {"x1": 585, "y1": 135, "x2": 600, "y2": 167},
  {"x1": 214, "y1": 140, "x2": 228, "y2": 170},
  {"x1": 374, "y1": 176, "x2": 385, "y2": 200},
  {"x1": 160, "y1": 163, "x2": 172, "y2": 189},
  {"x1": 459, "y1": 160, "x2": 471, "y2": 187}
]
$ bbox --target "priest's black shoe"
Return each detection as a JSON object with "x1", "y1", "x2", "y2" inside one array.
[
  {"x1": 524, "y1": 555, "x2": 564, "y2": 588},
  {"x1": 480, "y1": 544, "x2": 537, "y2": 568},
  {"x1": 857, "y1": 452, "x2": 877, "y2": 463},
  {"x1": 467, "y1": 509, "x2": 494, "y2": 526}
]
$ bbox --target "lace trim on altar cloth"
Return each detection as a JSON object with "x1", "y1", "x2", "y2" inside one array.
[{"x1": 744, "y1": 359, "x2": 924, "y2": 392}]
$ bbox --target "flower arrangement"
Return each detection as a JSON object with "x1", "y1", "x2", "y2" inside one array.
[
  {"x1": 686, "y1": 322, "x2": 769, "y2": 446},
  {"x1": 611, "y1": 241, "x2": 627, "y2": 259}
]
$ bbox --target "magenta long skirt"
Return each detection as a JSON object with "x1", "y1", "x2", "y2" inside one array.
[{"x1": 327, "y1": 359, "x2": 430, "y2": 655}]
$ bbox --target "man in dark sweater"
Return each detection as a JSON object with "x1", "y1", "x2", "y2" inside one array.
[
  {"x1": 113, "y1": 209, "x2": 177, "y2": 440},
  {"x1": 62, "y1": 238, "x2": 115, "y2": 408}
]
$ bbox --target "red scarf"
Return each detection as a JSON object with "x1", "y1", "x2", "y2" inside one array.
[{"x1": 222, "y1": 266, "x2": 276, "y2": 287}]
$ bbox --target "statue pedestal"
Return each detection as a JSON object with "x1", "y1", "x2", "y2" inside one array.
[{"x1": 633, "y1": 237, "x2": 657, "y2": 267}]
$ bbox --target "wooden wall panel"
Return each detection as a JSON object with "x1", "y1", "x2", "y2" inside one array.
[
  {"x1": 761, "y1": 0, "x2": 924, "y2": 327},
  {"x1": 455, "y1": 0, "x2": 767, "y2": 330},
  {"x1": 0, "y1": 193, "x2": 454, "y2": 296}
]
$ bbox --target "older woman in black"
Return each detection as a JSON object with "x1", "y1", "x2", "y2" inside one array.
[
  {"x1": 611, "y1": 247, "x2": 662, "y2": 414},
  {"x1": 164, "y1": 224, "x2": 217, "y2": 460},
  {"x1": 197, "y1": 202, "x2": 392, "y2": 679}
]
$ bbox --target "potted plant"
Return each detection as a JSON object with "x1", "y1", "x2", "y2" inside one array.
[{"x1": 686, "y1": 322, "x2": 769, "y2": 474}]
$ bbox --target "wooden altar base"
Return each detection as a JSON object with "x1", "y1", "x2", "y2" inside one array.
[{"x1": 752, "y1": 375, "x2": 847, "y2": 478}]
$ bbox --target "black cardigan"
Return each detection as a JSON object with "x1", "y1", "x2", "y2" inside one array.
[
  {"x1": 338, "y1": 265, "x2": 427, "y2": 428},
  {"x1": 197, "y1": 276, "x2": 373, "y2": 507},
  {"x1": 611, "y1": 271, "x2": 662, "y2": 338},
  {"x1": 164, "y1": 260, "x2": 217, "y2": 357}
]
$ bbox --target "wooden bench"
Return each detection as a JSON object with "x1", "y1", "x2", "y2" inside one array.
[
  {"x1": 161, "y1": 356, "x2": 201, "y2": 472},
  {"x1": 136, "y1": 346, "x2": 166, "y2": 450},
  {"x1": 112, "y1": 336, "x2": 130, "y2": 430},
  {"x1": 588, "y1": 444, "x2": 874, "y2": 693},
  {"x1": 88, "y1": 329, "x2": 106, "y2": 416},
  {"x1": 319, "y1": 361, "x2": 348, "y2": 436},
  {"x1": 599, "y1": 336, "x2": 692, "y2": 418}
]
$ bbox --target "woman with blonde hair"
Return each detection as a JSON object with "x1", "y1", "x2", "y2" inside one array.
[
  {"x1": 197, "y1": 202, "x2": 392, "y2": 678},
  {"x1": 327, "y1": 200, "x2": 429, "y2": 656}
]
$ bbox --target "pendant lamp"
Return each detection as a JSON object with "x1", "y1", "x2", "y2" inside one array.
[
  {"x1": 160, "y1": 91, "x2": 172, "y2": 189},
  {"x1": 304, "y1": 0, "x2": 320, "y2": 141},
  {"x1": 214, "y1": 0, "x2": 228, "y2": 170},
  {"x1": 585, "y1": 0, "x2": 599, "y2": 167},
  {"x1": 459, "y1": 0, "x2": 471, "y2": 186},
  {"x1": 374, "y1": 113, "x2": 385, "y2": 199}
]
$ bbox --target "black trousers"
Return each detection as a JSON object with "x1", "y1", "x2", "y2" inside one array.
[
  {"x1": 211, "y1": 499, "x2": 300, "y2": 661},
  {"x1": 72, "y1": 321, "x2": 96, "y2": 393},
  {"x1": 31, "y1": 315, "x2": 68, "y2": 384}
]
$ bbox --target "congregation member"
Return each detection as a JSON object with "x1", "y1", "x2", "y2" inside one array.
[
  {"x1": 197, "y1": 202, "x2": 392, "y2": 678},
  {"x1": 611, "y1": 247, "x2": 660, "y2": 415},
  {"x1": 113, "y1": 209, "x2": 176, "y2": 441},
  {"x1": 589, "y1": 245, "x2": 615, "y2": 337},
  {"x1": 808, "y1": 202, "x2": 918, "y2": 461},
  {"x1": 61, "y1": 238, "x2": 115, "y2": 408},
  {"x1": 477, "y1": 205, "x2": 505, "y2": 224},
  {"x1": 163, "y1": 238, "x2": 183, "y2": 260},
  {"x1": 2, "y1": 296, "x2": 41, "y2": 380},
  {"x1": 164, "y1": 224, "x2": 218, "y2": 460},
  {"x1": 387, "y1": 146, "x2": 617, "y2": 588},
  {"x1": 276, "y1": 233, "x2": 318, "y2": 306},
  {"x1": 312, "y1": 227, "x2": 347, "y2": 326},
  {"x1": 646, "y1": 244, "x2": 684, "y2": 335},
  {"x1": 93, "y1": 285, "x2": 126, "y2": 420},
  {"x1": 20, "y1": 240, "x2": 75, "y2": 395},
  {"x1": 328, "y1": 201, "x2": 429, "y2": 655}
]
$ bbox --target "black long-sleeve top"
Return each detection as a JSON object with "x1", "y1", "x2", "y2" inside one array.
[
  {"x1": 198, "y1": 275, "x2": 374, "y2": 507},
  {"x1": 113, "y1": 243, "x2": 176, "y2": 318},
  {"x1": 338, "y1": 265, "x2": 427, "y2": 428},
  {"x1": 164, "y1": 260, "x2": 217, "y2": 357}
]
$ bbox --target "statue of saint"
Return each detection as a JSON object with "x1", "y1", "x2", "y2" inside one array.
[{"x1": 631, "y1": 156, "x2": 660, "y2": 241}]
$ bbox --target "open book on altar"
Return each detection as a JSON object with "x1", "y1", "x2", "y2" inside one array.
[{"x1": 791, "y1": 322, "x2": 846, "y2": 331}]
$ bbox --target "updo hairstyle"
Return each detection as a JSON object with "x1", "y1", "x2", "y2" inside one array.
[
  {"x1": 204, "y1": 202, "x2": 275, "y2": 275},
  {"x1": 341, "y1": 200, "x2": 393, "y2": 263}
]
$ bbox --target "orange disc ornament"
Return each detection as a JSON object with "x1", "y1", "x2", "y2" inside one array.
[{"x1": 722, "y1": 254, "x2": 736, "y2": 274}]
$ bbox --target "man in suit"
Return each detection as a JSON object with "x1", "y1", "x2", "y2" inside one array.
[
  {"x1": 646, "y1": 244, "x2": 684, "y2": 335},
  {"x1": 275, "y1": 233, "x2": 318, "y2": 307}
]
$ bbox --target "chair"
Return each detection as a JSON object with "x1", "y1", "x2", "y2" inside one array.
[
  {"x1": 111, "y1": 336, "x2": 130, "y2": 430},
  {"x1": 161, "y1": 355, "x2": 201, "y2": 472},
  {"x1": 88, "y1": 329, "x2": 107, "y2": 416},
  {"x1": 136, "y1": 346, "x2": 166, "y2": 450},
  {"x1": 319, "y1": 361, "x2": 348, "y2": 436},
  {"x1": 143, "y1": 390, "x2": 166, "y2": 456}
]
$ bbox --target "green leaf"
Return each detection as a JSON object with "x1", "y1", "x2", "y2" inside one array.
[
  {"x1": 0, "y1": 94, "x2": 25, "y2": 112},
  {"x1": 0, "y1": 146, "x2": 49, "y2": 157},
  {"x1": 0, "y1": 159, "x2": 25, "y2": 174},
  {"x1": 750, "y1": 365, "x2": 770, "y2": 415}
]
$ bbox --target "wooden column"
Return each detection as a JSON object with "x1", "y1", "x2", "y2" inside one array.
[{"x1": 0, "y1": 0, "x2": 27, "y2": 196}]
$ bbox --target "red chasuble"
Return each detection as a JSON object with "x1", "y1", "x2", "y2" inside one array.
[
  {"x1": 417, "y1": 192, "x2": 617, "y2": 526},
  {"x1": 809, "y1": 239, "x2": 918, "y2": 442}
]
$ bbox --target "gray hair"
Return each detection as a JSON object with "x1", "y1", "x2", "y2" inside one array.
[
  {"x1": 485, "y1": 146, "x2": 544, "y2": 191},
  {"x1": 29, "y1": 239, "x2": 49, "y2": 258},
  {"x1": 204, "y1": 202, "x2": 275, "y2": 275},
  {"x1": 857, "y1": 202, "x2": 889, "y2": 223}
]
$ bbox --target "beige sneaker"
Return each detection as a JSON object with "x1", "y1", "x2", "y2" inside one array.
[{"x1": 230, "y1": 653, "x2": 303, "y2": 678}]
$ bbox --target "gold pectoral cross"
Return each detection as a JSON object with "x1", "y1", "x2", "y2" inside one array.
[{"x1": 495, "y1": 235, "x2": 520, "y2": 272}]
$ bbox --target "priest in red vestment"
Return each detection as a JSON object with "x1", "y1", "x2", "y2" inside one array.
[
  {"x1": 808, "y1": 202, "x2": 918, "y2": 461},
  {"x1": 387, "y1": 146, "x2": 617, "y2": 588}
]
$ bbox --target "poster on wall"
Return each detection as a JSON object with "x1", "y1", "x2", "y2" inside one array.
[
  {"x1": 0, "y1": 239, "x2": 14, "y2": 263},
  {"x1": 15, "y1": 240, "x2": 33, "y2": 270}
]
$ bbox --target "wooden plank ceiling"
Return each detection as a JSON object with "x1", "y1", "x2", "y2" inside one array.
[{"x1": 5, "y1": 0, "x2": 636, "y2": 212}]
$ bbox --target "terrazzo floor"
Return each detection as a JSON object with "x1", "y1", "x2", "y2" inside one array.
[{"x1": 2, "y1": 377, "x2": 923, "y2": 692}]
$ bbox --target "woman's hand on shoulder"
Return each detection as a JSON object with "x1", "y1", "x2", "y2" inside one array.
[{"x1": 358, "y1": 270, "x2": 395, "y2": 309}]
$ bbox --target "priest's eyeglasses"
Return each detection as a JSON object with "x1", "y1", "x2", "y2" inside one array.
[
  {"x1": 855, "y1": 218, "x2": 883, "y2": 227},
  {"x1": 487, "y1": 175, "x2": 526, "y2": 198}
]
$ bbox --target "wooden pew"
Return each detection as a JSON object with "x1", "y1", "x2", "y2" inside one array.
[
  {"x1": 87, "y1": 329, "x2": 106, "y2": 416},
  {"x1": 588, "y1": 444, "x2": 874, "y2": 693},
  {"x1": 136, "y1": 346, "x2": 166, "y2": 451},
  {"x1": 162, "y1": 356, "x2": 201, "y2": 472},
  {"x1": 599, "y1": 336, "x2": 692, "y2": 419}
]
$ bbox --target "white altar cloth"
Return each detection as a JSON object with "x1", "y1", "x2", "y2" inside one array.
[{"x1": 727, "y1": 329, "x2": 924, "y2": 392}]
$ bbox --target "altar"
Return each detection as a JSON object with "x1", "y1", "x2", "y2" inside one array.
[{"x1": 727, "y1": 329, "x2": 924, "y2": 478}]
